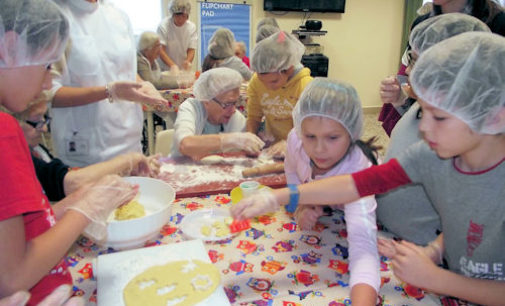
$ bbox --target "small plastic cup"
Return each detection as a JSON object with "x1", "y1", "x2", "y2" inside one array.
[{"x1": 239, "y1": 181, "x2": 260, "y2": 198}]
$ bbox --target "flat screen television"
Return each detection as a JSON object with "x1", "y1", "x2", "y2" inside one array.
[{"x1": 264, "y1": 0, "x2": 346, "y2": 13}]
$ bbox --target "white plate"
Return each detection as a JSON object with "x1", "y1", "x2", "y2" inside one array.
[
  {"x1": 180, "y1": 209, "x2": 234, "y2": 241},
  {"x1": 96, "y1": 240, "x2": 230, "y2": 306}
]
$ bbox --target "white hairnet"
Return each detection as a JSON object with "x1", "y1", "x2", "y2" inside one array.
[
  {"x1": 208, "y1": 28, "x2": 235, "y2": 59},
  {"x1": 257, "y1": 17, "x2": 279, "y2": 30},
  {"x1": 411, "y1": 32, "x2": 505, "y2": 134},
  {"x1": 0, "y1": 0, "x2": 69, "y2": 68},
  {"x1": 193, "y1": 67, "x2": 242, "y2": 101},
  {"x1": 293, "y1": 78, "x2": 363, "y2": 141},
  {"x1": 255, "y1": 24, "x2": 280, "y2": 43},
  {"x1": 410, "y1": 13, "x2": 490, "y2": 55},
  {"x1": 251, "y1": 31, "x2": 305, "y2": 73},
  {"x1": 169, "y1": 0, "x2": 191, "y2": 15},
  {"x1": 138, "y1": 31, "x2": 159, "y2": 51}
]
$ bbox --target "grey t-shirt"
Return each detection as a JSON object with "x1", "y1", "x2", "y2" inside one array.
[
  {"x1": 398, "y1": 141, "x2": 505, "y2": 280},
  {"x1": 377, "y1": 104, "x2": 441, "y2": 245}
]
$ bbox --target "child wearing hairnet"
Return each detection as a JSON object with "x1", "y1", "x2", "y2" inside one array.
[
  {"x1": 202, "y1": 28, "x2": 252, "y2": 81},
  {"x1": 247, "y1": 31, "x2": 313, "y2": 159},
  {"x1": 232, "y1": 32, "x2": 505, "y2": 305},
  {"x1": 377, "y1": 13, "x2": 491, "y2": 247},
  {"x1": 0, "y1": 0, "x2": 138, "y2": 304},
  {"x1": 172, "y1": 67, "x2": 264, "y2": 159},
  {"x1": 285, "y1": 78, "x2": 381, "y2": 304}
]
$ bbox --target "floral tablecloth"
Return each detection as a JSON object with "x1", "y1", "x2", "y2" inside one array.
[{"x1": 65, "y1": 194, "x2": 444, "y2": 305}]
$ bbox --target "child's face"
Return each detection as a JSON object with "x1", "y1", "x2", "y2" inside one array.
[
  {"x1": 418, "y1": 98, "x2": 481, "y2": 159},
  {"x1": 257, "y1": 68, "x2": 292, "y2": 90},
  {"x1": 0, "y1": 64, "x2": 52, "y2": 113},
  {"x1": 301, "y1": 116, "x2": 351, "y2": 171},
  {"x1": 21, "y1": 101, "x2": 48, "y2": 148}
]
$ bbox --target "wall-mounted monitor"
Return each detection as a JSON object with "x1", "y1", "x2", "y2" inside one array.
[{"x1": 264, "y1": 0, "x2": 346, "y2": 13}]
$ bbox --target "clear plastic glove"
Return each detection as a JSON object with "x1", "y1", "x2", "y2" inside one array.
[
  {"x1": 125, "y1": 153, "x2": 161, "y2": 178},
  {"x1": 65, "y1": 175, "x2": 138, "y2": 243},
  {"x1": 264, "y1": 140, "x2": 286, "y2": 159},
  {"x1": 170, "y1": 65, "x2": 180, "y2": 75},
  {"x1": 220, "y1": 132, "x2": 265, "y2": 155},
  {"x1": 379, "y1": 76, "x2": 406, "y2": 107},
  {"x1": 0, "y1": 285, "x2": 83, "y2": 306},
  {"x1": 182, "y1": 60, "x2": 192, "y2": 71},
  {"x1": 294, "y1": 205, "x2": 323, "y2": 231},
  {"x1": 108, "y1": 81, "x2": 168, "y2": 108},
  {"x1": 230, "y1": 188, "x2": 279, "y2": 220}
]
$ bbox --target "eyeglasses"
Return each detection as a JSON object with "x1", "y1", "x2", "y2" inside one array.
[
  {"x1": 25, "y1": 114, "x2": 51, "y2": 130},
  {"x1": 212, "y1": 98, "x2": 237, "y2": 110}
]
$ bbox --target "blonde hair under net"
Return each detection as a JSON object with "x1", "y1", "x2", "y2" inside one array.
[
  {"x1": 251, "y1": 31, "x2": 305, "y2": 73},
  {"x1": 0, "y1": 0, "x2": 69, "y2": 68},
  {"x1": 410, "y1": 13, "x2": 490, "y2": 55},
  {"x1": 410, "y1": 32, "x2": 505, "y2": 135},
  {"x1": 169, "y1": 0, "x2": 191, "y2": 15},
  {"x1": 208, "y1": 28, "x2": 235, "y2": 59},
  {"x1": 193, "y1": 67, "x2": 242, "y2": 101},
  {"x1": 293, "y1": 78, "x2": 363, "y2": 142}
]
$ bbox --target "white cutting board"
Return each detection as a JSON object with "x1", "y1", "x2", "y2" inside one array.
[{"x1": 96, "y1": 239, "x2": 230, "y2": 306}]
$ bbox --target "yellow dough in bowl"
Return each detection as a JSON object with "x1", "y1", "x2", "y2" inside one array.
[
  {"x1": 114, "y1": 200, "x2": 146, "y2": 221},
  {"x1": 123, "y1": 259, "x2": 220, "y2": 306}
]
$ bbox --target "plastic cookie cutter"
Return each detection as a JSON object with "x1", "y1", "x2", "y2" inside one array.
[{"x1": 229, "y1": 219, "x2": 251, "y2": 234}]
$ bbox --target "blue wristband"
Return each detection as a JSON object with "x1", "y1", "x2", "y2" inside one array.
[{"x1": 285, "y1": 184, "x2": 299, "y2": 213}]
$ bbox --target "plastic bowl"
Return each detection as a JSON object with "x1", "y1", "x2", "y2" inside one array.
[{"x1": 103, "y1": 176, "x2": 175, "y2": 250}]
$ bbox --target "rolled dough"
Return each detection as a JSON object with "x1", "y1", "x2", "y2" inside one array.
[{"x1": 200, "y1": 155, "x2": 225, "y2": 165}]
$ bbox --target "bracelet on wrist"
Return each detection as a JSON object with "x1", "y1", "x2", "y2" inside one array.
[
  {"x1": 105, "y1": 83, "x2": 113, "y2": 103},
  {"x1": 285, "y1": 184, "x2": 299, "y2": 213}
]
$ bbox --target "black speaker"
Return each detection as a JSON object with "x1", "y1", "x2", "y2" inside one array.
[{"x1": 301, "y1": 54, "x2": 329, "y2": 77}]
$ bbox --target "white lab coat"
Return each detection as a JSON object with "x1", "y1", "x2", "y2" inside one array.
[
  {"x1": 50, "y1": 1, "x2": 143, "y2": 167},
  {"x1": 157, "y1": 16, "x2": 198, "y2": 70}
]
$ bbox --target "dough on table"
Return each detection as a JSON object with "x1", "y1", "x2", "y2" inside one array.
[
  {"x1": 200, "y1": 155, "x2": 225, "y2": 165},
  {"x1": 123, "y1": 259, "x2": 220, "y2": 306},
  {"x1": 114, "y1": 199, "x2": 145, "y2": 221}
]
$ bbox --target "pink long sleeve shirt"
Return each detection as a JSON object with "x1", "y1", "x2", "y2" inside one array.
[{"x1": 284, "y1": 129, "x2": 381, "y2": 292}]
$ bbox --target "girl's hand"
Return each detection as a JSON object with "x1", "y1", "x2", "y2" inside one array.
[
  {"x1": 230, "y1": 189, "x2": 279, "y2": 220},
  {"x1": 377, "y1": 238, "x2": 397, "y2": 258},
  {"x1": 391, "y1": 240, "x2": 440, "y2": 288},
  {"x1": 294, "y1": 205, "x2": 323, "y2": 231}
]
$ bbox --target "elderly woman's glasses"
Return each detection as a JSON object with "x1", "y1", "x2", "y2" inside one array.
[
  {"x1": 407, "y1": 50, "x2": 417, "y2": 67},
  {"x1": 26, "y1": 114, "x2": 51, "y2": 130},
  {"x1": 212, "y1": 98, "x2": 237, "y2": 110}
]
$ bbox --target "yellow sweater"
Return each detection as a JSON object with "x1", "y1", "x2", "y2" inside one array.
[{"x1": 246, "y1": 68, "x2": 313, "y2": 141}]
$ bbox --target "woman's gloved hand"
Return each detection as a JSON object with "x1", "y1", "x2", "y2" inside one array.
[
  {"x1": 108, "y1": 81, "x2": 168, "y2": 108},
  {"x1": 230, "y1": 189, "x2": 279, "y2": 220},
  {"x1": 65, "y1": 175, "x2": 138, "y2": 242},
  {"x1": 264, "y1": 140, "x2": 286, "y2": 159},
  {"x1": 294, "y1": 205, "x2": 323, "y2": 231},
  {"x1": 220, "y1": 132, "x2": 265, "y2": 155},
  {"x1": 124, "y1": 153, "x2": 161, "y2": 178},
  {"x1": 379, "y1": 76, "x2": 407, "y2": 107}
]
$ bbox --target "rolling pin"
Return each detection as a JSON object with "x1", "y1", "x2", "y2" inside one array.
[{"x1": 242, "y1": 162, "x2": 284, "y2": 177}]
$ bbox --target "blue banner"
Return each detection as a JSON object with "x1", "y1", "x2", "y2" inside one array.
[{"x1": 199, "y1": 2, "x2": 251, "y2": 67}]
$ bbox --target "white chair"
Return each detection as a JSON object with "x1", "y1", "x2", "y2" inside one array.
[{"x1": 154, "y1": 129, "x2": 175, "y2": 156}]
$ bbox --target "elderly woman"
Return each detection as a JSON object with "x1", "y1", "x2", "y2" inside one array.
[
  {"x1": 202, "y1": 28, "x2": 252, "y2": 81},
  {"x1": 137, "y1": 31, "x2": 178, "y2": 90},
  {"x1": 172, "y1": 67, "x2": 264, "y2": 159},
  {"x1": 157, "y1": 0, "x2": 197, "y2": 72}
]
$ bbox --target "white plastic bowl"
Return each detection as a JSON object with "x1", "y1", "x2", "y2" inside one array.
[{"x1": 103, "y1": 176, "x2": 175, "y2": 250}]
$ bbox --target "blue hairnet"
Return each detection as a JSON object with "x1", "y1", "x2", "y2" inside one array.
[
  {"x1": 251, "y1": 31, "x2": 305, "y2": 73},
  {"x1": 410, "y1": 13, "x2": 490, "y2": 55},
  {"x1": 0, "y1": 0, "x2": 69, "y2": 68},
  {"x1": 293, "y1": 78, "x2": 363, "y2": 141},
  {"x1": 411, "y1": 32, "x2": 505, "y2": 134},
  {"x1": 193, "y1": 67, "x2": 242, "y2": 101},
  {"x1": 169, "y1": 0, "x2": 191, "y2": 15},
  {"x1": 208, "y1": 28, "x2": 235, "y2": 59}
]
